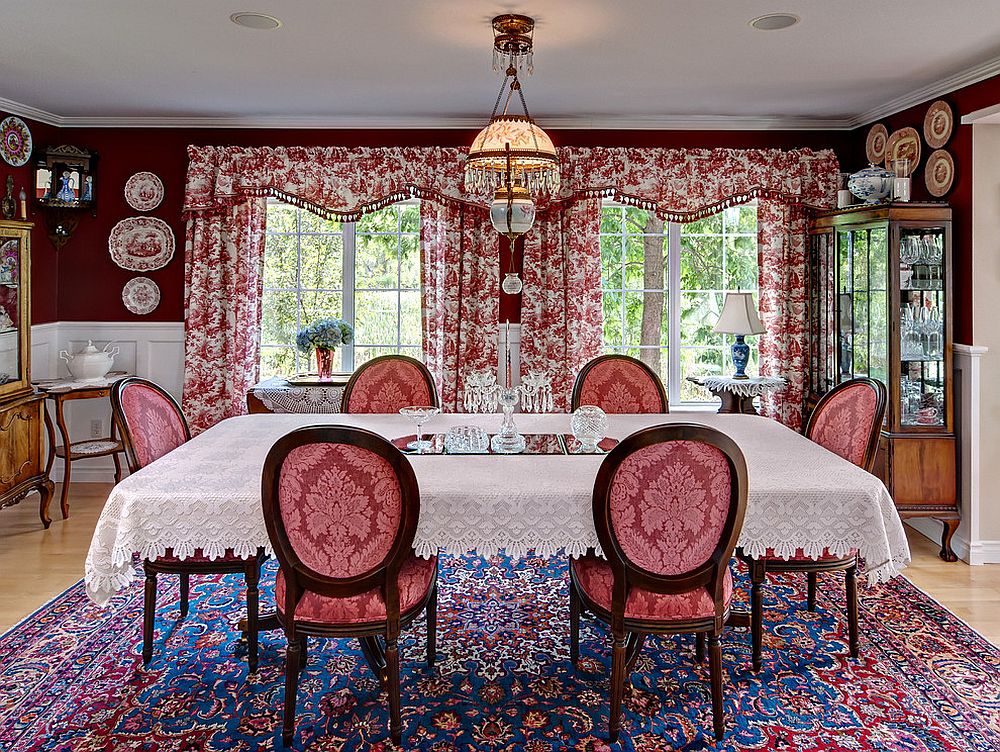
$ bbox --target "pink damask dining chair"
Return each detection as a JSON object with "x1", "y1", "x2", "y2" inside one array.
[
  {"x1": 262, "y1": 425, "x2": 438, "y2": 748},
  {"x1": 111, "y1": 377, "x2": 266, "y2": 671},
  {"x1": 569, "y1": 424, "x2": 748, "y2": 742},
  {"x1": 571, "y1": 354, "x2": 668, "y2": 413},
  {"x1": 341, "y1": 354, "x2": 439, "y2": 413},
  {"x1": 741, "y1": 377, "x2": 887, "y2": 670}
]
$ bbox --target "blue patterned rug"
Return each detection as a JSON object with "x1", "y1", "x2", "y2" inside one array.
[{"x1": 1, "y1": 554, "x2": 998, "y2": 751}]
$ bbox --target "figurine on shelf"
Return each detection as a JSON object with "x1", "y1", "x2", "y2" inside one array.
[
  {"x1": 81, "y1": 174, "x2": 93, "y2": 202},
  {"x1": 56, "y1": 171, "x2": 76, "y2": 202}
]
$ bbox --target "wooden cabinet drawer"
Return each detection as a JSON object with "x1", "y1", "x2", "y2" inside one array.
[{"x1": 0, "y1": 396, "x2": 43, "y2": 491}]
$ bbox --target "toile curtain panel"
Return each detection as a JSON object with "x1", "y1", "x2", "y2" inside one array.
[{"x1": 181, "y1": 145, "x2": 497, "y2": 432}]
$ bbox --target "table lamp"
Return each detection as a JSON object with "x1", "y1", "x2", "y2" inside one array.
[{"x1": 713, "y1": 292, "x2": 765, "y2": 379}]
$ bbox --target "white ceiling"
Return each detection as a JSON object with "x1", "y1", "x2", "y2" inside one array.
[{"x1": 3, "y1": 0, "x2": 1000, "y2": 129}]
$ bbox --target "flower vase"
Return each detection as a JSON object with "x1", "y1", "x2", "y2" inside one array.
[{"x1": 315, "y1": 348, "x2": 335, "y2": 380}]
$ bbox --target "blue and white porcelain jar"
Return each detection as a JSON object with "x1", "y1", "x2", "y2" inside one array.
[{"x1": 847, "y1": 163, "x2": 894, "y2": 204}]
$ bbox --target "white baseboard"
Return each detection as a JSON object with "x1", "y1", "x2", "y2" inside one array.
[{"x1": 31, "y1": 320, "x2": 184, "y2": 484}]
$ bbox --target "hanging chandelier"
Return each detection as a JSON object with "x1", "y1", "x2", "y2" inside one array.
[{"x1": 466, "y1": 14, "x2": 560, "y2": 292}]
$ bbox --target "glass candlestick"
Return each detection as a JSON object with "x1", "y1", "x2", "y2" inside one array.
[{"x1": 490, "y1": 387, "x2": 526, "y2": 454}]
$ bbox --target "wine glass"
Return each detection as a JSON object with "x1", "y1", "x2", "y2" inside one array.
[{"x1": 399, "y1": 405, "x2": 440, "y2": 453}]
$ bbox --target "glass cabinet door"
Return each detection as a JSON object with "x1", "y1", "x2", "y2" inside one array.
[
  {"x1": 0, "y1": 236, "x2": 21, "y2": 390},
  {"x1": 898, "y1": 226, "x2": 946, "y2": 428},
  {"x1": 836, "y1": 226, "x2": 889, "y2": 385},
  {"x1": 807, "y1": 230, "x2": 835, "y2": 397}
]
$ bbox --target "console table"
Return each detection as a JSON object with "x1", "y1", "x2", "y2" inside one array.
[
  {"x1": 34, "y1": 372, "x2": 129, "y2": 520},
  {"x1": 687, "y1": 376, "x2": 786, "y2": 415},
  {"x1": 246, "y1": 374, "x2": 350, "y2": 414}
]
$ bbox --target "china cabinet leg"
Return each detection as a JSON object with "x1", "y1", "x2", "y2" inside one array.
[
  {"x1": 938, "y1": 518, "x2": 959, "y2": 562},
  {"x1": 38, "y1": 481, "x2": 54, "y2": 529}
]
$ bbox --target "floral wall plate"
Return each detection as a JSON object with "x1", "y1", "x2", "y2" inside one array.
[
  {"x1": 865, "y1": 124, "x2": 888, "y2": 165},
  {"x1": 884, "y1": 127, "x2": 921, "y2": 175},
  {"x1": 124, "y1": 171, "x2": 165, "y2": 211},
  {"x1": 923, "y1": 100, "x2": 954, "y2": 149},
  {"x1": 108, "y1": 216, "x2": 175, "y2": 271},
  {"x1": 122, "y1": 277, "x2": 160, "y2": 315},
  {"x1": 0, "y1": 116, "x2": 32, "y2": 167},
  {"x1": 925, "y1": 149, "x2": 955, "y2": 197}
]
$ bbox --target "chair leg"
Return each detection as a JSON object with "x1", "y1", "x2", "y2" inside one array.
[
  {"x1": 569, "y1": 583, "x2": 580, "y2": 667},
  {"x1": 427, "y1": 583, "x2": 437, "y2": 668},
  {"x1": 846, "y1": 563, "x2": 859, "y2": 658},
  {"x1": 282, "y1": 636, "x2": 300, "y2": 748},
  {"x1": 179, "y1": 573, "x2": 190, "y2": 619},
  {"x1": 386, "y1": 635, "x2": 402, "y2": 746},
  {"x1": 807, "y1": 572, "x2": 818, "y2": 612},
  {"x1": 695, "y1": 632, "x2": 706, "y2": 663},
  {"x1": 708, "y1": 631, "x2": 725, "y2": 741},
  {"x1": 298, "y1": 637, "x2": 308, "y2": 673},
  {"x1": 142, "y1": 567, "x2": 157, "y2": 665},
  {"x1": 245, "y1": 563, "x2": 260, "y2": 673},
  {"x1": 608, "y1": 631, "x2": 627, "y2": 743},
  {"x1": 750, "y1": 559, "x2": 765, "y2": 673}
]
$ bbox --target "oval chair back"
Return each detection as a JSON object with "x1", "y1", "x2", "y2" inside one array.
[
  {"x1": 805, "y1": 377, "x2": 887, "y2": 472},
  {"x1": 571, "y1": 354, "x2": 668, "y2": 413},
  {"x1": 261, "y1": 425, "x2": 420, "y2": 619},
  {"x1": 111, "y1": 377, "x2": 191, "y2": 473},
  {"x1": 592, "y1": 423, "x2": 748, "y2": 630},
  {"x1": 341, "y1": 354, "x2": 439, "y2": 414}
]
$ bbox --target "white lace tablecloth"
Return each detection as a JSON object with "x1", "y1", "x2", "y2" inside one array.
[
  {"x1": 249, "y1": 376, "x2": 344, "y2": 413},
  {"x1": 693, "y1": 376, "x2": 787, "y2": 398},
  {"x1": 84, "y1": 413, "x2": 910, "y2": 605}
]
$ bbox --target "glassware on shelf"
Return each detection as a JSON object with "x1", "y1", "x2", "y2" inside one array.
[
  {"x1": 900, "y1": 235, "x2": 920, "y2": 265},
  {"x1": 570, "y1": 405, "x2": 609, "y2": 453},
  {"x1": 444, "y1": 425, "x2": 490, "y2": 454},
  {"x1": 399, "y1": 405, "x2": 441, "y2": 453}
]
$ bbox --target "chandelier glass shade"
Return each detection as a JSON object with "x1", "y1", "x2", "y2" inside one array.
[{"x1": 467, "y1": 115, "x2": 560, "y2": 195}]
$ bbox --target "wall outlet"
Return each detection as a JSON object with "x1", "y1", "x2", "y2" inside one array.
[{"x1": 90, "y1": 419, "x2": 103, "y2": 438}]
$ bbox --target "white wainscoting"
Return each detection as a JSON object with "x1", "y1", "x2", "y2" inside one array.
[
  {"x1": 31, "y1": 321, "x2": 184, "y2": 483},
  {"x1": 906, "y1": 344, "x2": 997, "y2": 564}
]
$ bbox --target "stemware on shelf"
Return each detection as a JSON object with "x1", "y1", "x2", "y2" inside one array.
[{"x1": 399, "y1": 405, "x2": 441, "y2": 453}]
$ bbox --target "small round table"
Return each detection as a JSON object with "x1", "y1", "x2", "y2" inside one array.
[{"x1": 687, "y1": 375, "x2": 787, "y2": 415}]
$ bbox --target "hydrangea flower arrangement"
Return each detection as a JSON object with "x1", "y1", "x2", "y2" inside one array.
[{"x1": 296, "y1": 318, "x2": 355, "y2": 353}]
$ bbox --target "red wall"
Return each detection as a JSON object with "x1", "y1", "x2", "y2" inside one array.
[
  {"x1": 2, "y1": 113, "x2": 851, "y2": 325},
  {"x1": 846, "y1": 74, "x2": 1000, "y2": 345}
]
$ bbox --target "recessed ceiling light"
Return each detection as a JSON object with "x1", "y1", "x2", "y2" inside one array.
[
  {"x1": 230, "y1": 12, "x2": 282, "y2": 30},
  {"x1": 749, "y1": 13, "x2": 800, "y2": 31}
]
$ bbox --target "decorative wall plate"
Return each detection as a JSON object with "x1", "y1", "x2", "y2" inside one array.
[
  {"x1": 923, "y1": 100, "x2": 954, "y2": 149},
  {"x1": 884, "y1": 127, "x2": 921, "y2": 175},
  {"x1": 122, "y1": 276, "x2": 160, "y2": 315},
  {"x1": 124, "y1": 171, "x2": 164, "y2": 211},
  {"x1": 0, "y1": 116, "x2": 32, "y2": 167},
  {"x1": 108, "y1": 216, "x2": 175, "y2": 271},
  {"x1": 865, "y1": 123, "x2": 889, "y2": 165},
  {"x1": 925, "y1": 149, "x2": 955, "y2": 197}
]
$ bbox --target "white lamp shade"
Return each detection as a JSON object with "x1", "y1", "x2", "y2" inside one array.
[{"x1": 713, "y1": 292, "x2": 766, "y2": 335}]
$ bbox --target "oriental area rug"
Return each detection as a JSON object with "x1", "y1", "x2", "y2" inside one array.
[{"x1": 1, "y1": 555, "x2": 998, "y2": 751}]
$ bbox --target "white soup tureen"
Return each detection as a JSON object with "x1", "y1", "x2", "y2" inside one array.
[{"x1": 59, "y1": 340, "x2": 119, "y2": 382}]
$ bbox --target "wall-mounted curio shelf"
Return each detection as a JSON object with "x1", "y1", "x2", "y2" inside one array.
[{"x1": 33, "y1": 145, "x2": 98, "y2": 249}]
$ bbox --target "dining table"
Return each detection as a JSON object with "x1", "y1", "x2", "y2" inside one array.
[{"x1": 84, "y1": 411, "x2": 910, "y2": 609}]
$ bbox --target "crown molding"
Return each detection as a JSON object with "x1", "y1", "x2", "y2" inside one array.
[
  {"x1": 850, "y1": 53, "x2": 1000, "y2": 128},
  {"x1": 0, "y1": 96, "x2": 62, "y2": 127},
  {"x1": 6, "y1": 52, "x2": 1000, "y2": 132}
]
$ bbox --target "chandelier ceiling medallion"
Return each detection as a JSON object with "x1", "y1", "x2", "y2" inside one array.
[{"x1": 466, "y1": 14, "x2": 559, "y2": 295}]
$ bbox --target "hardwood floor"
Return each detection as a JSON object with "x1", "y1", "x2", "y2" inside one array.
[{"x1": 1, "y1": 483, "x2": 998, "y2": 645}]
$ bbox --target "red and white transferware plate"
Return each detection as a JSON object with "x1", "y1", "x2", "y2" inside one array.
[
  {"x1": 108, "y1": 216, "x2": 175, "y2": 271},
  {"x1": 122, "y1": 276, "x2": 160, "y2": 315},
  {"x1": 884, "y1": 127, "x2": 921, "y2": 175},
  {"x1": 0, "y1": 116, "x2": 32, "y2": 167},
  {"x1": 923, "y1": 100, "x2": 954, "y2": 149},
  {"x1": 124, "y1": 171, "x2": 165, "y2": 211},
  {"x1": 925, "y1": 149, "x2": 955, "y2": 197},
  {"x1": 865, "y1": 123, "x2": 889, "y2": 165}
]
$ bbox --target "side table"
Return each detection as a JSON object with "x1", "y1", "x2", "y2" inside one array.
[
  {"x1": 687, "y1": 375, "x2": 786, "y2": 415},
  {"x1": 34, "y1": 372, "x2": 130, "y2": 521},
  {"x1": 246, "y1": 374, "x2": 350, "y2": 414}
]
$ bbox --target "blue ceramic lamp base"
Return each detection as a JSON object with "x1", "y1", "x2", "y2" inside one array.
[{"x1": 731, "y1": 335, "x2": 751, "y2": 379}]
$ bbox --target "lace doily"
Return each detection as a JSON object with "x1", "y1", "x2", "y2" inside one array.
[
  {"x1": 696, "y1": 376, "x2": 787, "y2": 398},
  {"x1": 84, "y1": 412, "x2": 910, "y2": 606},
  {"x1": 250, "y1": 377, "x2": 344, "y2": 413}
]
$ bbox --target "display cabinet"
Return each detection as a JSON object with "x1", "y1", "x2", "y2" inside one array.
[
  {"x1": 807, "y1": 203, "x2": 958, "y2": 560},
  {"x1": 0, "y1": 220, "x2": 54, "y2": 527}
]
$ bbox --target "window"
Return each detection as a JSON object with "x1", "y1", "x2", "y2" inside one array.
[
  {"x1": 260, "y1": 201, "x2": 422, "y2": 378},
  {"x1": 600, "y1": 202, "x2": 759, "y2": 404}
]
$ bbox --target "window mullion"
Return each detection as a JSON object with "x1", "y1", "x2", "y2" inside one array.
[
  {"x1": 667, "y1": 221, "x2": 682, "y2": 405},
  {"x1": 343, "y1": 222, "x2": 357, "y2": 371}
]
